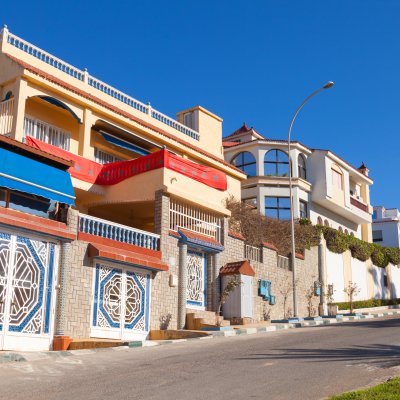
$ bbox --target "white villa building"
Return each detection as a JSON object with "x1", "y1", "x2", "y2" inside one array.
[
  {"x1": 372, "y1": 206, "x2": 400, "y2": 248},
  {"x1": 223, "y1": 123, "x2": 373, "y2": 242}
]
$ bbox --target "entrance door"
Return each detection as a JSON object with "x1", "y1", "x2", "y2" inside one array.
[
  {"x1": 0, "y1": 232, "x2": 57, "y2": 351},
  {"x1": 186, "y1": 250, "x2": 206, "y2": 309},
  {"x1": 91, "y1": 262, "x2": 151, "y2": 341}
]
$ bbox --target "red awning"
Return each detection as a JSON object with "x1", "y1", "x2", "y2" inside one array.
[
  {"x1": 26, "y1": 137, "x2": 227, "y2": 191},
  {"x1": 88, "y1": 243, "x2": 168, "y2": 272}
]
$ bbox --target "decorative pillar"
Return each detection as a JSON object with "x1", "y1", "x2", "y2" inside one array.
[
  {"x1": 212, "y1": 252, "x2": 221, "y2": 312},
  {"x1": 318, "y1": 239, "x2": 327, "y2": 316},
  {"x1": 177, "y1": 242, "x2": 188, "y2": 329},
  {"x1": 78, "y1": 108, "x2": 94, "y2": 159},
  {"x1": 11, "y1": 78, "x2": 28, "y2": 142},
  {"x1": 53, "y1": 242, "x2": 72, "y2": 350}
]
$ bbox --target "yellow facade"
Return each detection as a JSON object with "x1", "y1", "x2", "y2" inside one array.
[{"x1": 0, "y1": 29, "x2": 245, "y2": 227}]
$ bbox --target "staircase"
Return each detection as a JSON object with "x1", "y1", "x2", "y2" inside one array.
[{"x1": 186, "y1": 309, "x2": 231, "y2": 330}]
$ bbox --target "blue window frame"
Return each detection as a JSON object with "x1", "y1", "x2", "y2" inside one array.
[
  {"x1": 264, "y1": 149, "x2": 289, "y2": 177},
  {"x1": 231, "y1": 151, "x2": 257, "y2": 177},
  {"x1": 265, "y1": 197, "x2": 291, "y2": 220}
]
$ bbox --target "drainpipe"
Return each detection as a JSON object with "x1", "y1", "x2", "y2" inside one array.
[{"x1": 178, "y1": 242, "x2": 188, "y2": 329}]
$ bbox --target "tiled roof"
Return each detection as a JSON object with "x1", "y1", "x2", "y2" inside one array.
[
  {"x1": 6, "y1": 54, "x2": 244, "y2": 176},
  {"x1": 178, "y1": 228, "x2": 223, "y2": 249},
  {"x1": 88, "y1": 242, "x2": 168, "y2": 271},
  {"x1": 228, "y1": 230, "x2": 246, "y2": 241},
  {"x1": 220, "y1": 260, "x2": 255, "y2": 276}
]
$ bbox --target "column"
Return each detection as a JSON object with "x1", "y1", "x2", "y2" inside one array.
[
  {"x1": 53, "y1": 242, "x2": 73, "y2": 350},
  {"x1": 78, "y1": 108, "x2": 94, "y2": 158},
  {"x1": 318, "y1": 238, "x2": 327, "y2": 316},
  {"x1": 11, "y1": 78, "x2": 28, "y2": 142},
  {"x1": 212, "y1": 252, "x2": 221, "y2": 312},
  {"x1": 177, "y1": 242, "x2": 188, "y2": 329}
]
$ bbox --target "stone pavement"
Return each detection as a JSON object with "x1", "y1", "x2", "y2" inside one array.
[{"x1": 1, "y1": 309, "x2": 399, "y2": 364}]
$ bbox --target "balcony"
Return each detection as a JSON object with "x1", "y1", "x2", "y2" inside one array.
[
  {"x1": 79, "y1": 213, "x2": 160, "y2": 251},
  {"x1": 1, "y1": 27, "x2": 200, "y2": 142},
  {"x1": 312, "y1": 190, "x2": 372, "y2": 224},
  {"x1": 350, "y1": 196, "x2": 368, "y2": 213}
]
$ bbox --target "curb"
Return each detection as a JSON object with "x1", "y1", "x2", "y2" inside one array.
[{"x1": 1, "y1": 310, "x2": 399, "y2": 364}]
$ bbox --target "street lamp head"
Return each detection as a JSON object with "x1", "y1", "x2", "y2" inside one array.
[{"x1": 323, "y1": 81, "x2": 334, "y2": 89}]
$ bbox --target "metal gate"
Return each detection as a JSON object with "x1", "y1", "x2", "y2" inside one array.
[
  {"x1": 0, "y1": 232, "x2": 57, "y2": 351},
  {"x1": 91, "y1": 262, "x2": 151, "y2": 341},
  {"x1": 186, "y1": 250, "x2": 206, "y2": 309}
]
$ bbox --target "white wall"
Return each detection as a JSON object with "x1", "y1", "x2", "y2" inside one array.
[
  {"x1": 389, "y1": 264, "x2": 400, "y2": 298},
  {"x1": 372, "y1": 265, "x2": 385, "y2": 299},
  {"x1": 326, "y1": 250, "x2": 346, "y2": 302},
  {"x1": 351, "y1": 258, "x2": 369, "y2": 301}
]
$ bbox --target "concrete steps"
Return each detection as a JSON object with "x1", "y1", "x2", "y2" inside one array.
[{"x1": 186, "y1": 310, "x2": 230, "y2": 330}]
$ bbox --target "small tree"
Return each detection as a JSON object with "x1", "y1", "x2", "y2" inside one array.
[
  {"x1": 305, "y1": 284, "x2": 316, "y2": 317},
  {"x1": 216, "y1": 276, "x2": 242, "y2": 326},
  {"x1": 279, "y1": 276, "x2": 296, "y2": 319},
  {"x1": 344, "y1": 281, "x2": 361, "y2": 314}
]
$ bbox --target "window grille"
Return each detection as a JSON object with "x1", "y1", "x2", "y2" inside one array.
[
  {"x1": 94, "y1": 148, "x2": 122, "y2": 164},
  {"x1": 169, "y1": 198, "x2": 222, "y2": 241},
  {"x1": 244, "y1": 244, "x2": 262, "y2": 263}
]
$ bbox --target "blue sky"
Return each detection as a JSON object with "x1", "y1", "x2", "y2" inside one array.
[{"x1": 2, "y1": 1, "x2": 399, "y2": 208}]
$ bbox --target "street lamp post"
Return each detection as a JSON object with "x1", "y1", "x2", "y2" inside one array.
[{"x1": 288, "y1": 81, "x2": 334, "y2": 318}]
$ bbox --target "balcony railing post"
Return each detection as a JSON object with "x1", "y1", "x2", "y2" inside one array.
[{"x1": 83, "y1": 68, "x2": 89, "y2": 84}]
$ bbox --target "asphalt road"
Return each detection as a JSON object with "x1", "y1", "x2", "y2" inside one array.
[{"x1": 1, "y1": 316, "x2": 400, "y2": 400}]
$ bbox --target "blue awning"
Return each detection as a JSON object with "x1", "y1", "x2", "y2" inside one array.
[
  {"x1": 100, "y1": 131, "x2": 150, "y2": 156},
  {"x1": 0, "y1": 147, "x2": 75, "y2": 205}
]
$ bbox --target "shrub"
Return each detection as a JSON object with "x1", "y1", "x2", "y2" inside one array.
[
  {"x1": 336, "y1": 298, "x2": 400, "y2": 310},
  {"x1": 371, "y1": 245, "x2": 390, "y2": 268}
]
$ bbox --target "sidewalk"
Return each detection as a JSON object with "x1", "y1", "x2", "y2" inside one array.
[{"x1": 1, "y1": 309, "x2": 399, "y2": 364}]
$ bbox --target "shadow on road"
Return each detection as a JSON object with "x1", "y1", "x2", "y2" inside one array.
[{"x1": 237, "y1": 343, "x2": 400, "y2": 368}]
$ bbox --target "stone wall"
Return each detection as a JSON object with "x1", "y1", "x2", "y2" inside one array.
[
  {"x1": 151, "y1": 190, "x2": 180, "y2": 330},
  {"x1": 64, "y1": 240, "x2": 93, "y2": 338}
]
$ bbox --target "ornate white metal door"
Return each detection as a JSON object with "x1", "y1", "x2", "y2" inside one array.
[
  {"x1": 91, "y1": 262, "x2": 151, "y2": 341},
  {"x1": 0, "y1": 232, "x2": 57, "y2": 351},
  {"x1": 186, "y1": 250, "x2": 206, "y2": 309}
]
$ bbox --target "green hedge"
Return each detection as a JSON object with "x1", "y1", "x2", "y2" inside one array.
[
  {"x1": 336, "y1": 298, "x2": 400, "y2": 310},
  {"x1": 320, "y1": 227, "x2": 400, "y2": 268}
]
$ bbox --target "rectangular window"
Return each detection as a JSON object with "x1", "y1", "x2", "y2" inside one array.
[
  {"x1": 265, "y1": 197, "x2": 291, "y2": 220},
  {"x1": 332, "y1": 168, "x2": 343, "y2": 190},
  {"x1": 299, "y1": 201, "x2": 308, "y2": 219},
  {"x1": 94, "y1": 148, "x2": 122, "y2": 164},
  {"x1": 372, "y1": 230, "x2": 383, "y2": 242}
]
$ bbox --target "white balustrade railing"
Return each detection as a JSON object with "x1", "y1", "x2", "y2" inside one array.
[
  {"x1": 0, "y1": 98, "x2": 14, "y2": 135},
  {"x1": 79, "y1": 213, "x2": 160, "y2": 251},
  {"x1": 1, "y1": 26, "x2": 200, "y2": 142},
  {"x1": 24, "y1": 115, "x2": 71, "y2": 150},
  {"x1": 151, "y1": 109, "x2": 200, "y2": 141},
  {"x1": 169, "y1": 198, "x2": 222, "y2": 241},
  {"x1": 244, "y1": 244, "x2": 262, "y2": 263}
]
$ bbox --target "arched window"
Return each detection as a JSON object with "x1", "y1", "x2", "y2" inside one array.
[
  {"x1": 338, "y1": 226, "x2": 343, "y2": 233},
  {"x1": 344, "y1": 229, "x2": 349, "y2": 235},
  {"x1": 231, "y1": 151, "x2": 257, "y2": 176},
  {"x1": 317, "y1": 216, "x2": 323, "y2": 225},
  {"x1": 298, "y1": 154, "x2": 307, "y2": 180},
  {"x1": 264, "y1": 149, "x2": 289, "y2": 177},
  {"x1": 324, "y1": 219, "x2": 330, "y2": 227}
]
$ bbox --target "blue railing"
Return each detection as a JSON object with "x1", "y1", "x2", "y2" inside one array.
[{"x1": 79, "y1": 214, "x2": 160, "y2": 251}]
